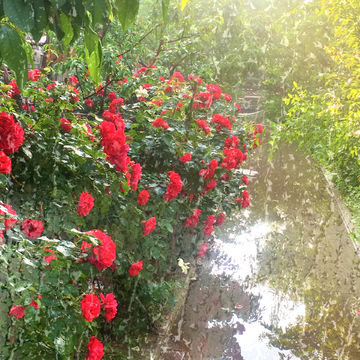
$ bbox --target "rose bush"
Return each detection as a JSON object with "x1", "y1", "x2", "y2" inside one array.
[{"x1": 0, "y1": 42, "x2": 263, "y2": 358}]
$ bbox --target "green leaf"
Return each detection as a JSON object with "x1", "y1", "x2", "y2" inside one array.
[
  {"x1": 31, "y1": 0, "x2": 48, "y2": 43},
  {"x1": 84, "y1": 26, "x2": 99, "y2": 56},
  {"x1": 83, "y1": 0, "x2": 108, "y2": 27},
  {"x1": 60, "y1": 13, "x2": 74, "y2": 47},
  {"x1": 0, "y1": 174, "x2": 7, "y2": 188},
  {"x1": 162, "y1": 0, "x2": 170, "y2": 22},
  {"x1": 120, "y1": 178, "x2": 130, "y2": 195},
  {"x1": 114, "y1": 0, "x2": 139, "y2": 31},
  {"x1": 165, "y1": 222, "x2": 173, "y2": 233},
  {"x1": 63, "y1": 284, "x2": 79, "y2": 296},
  {"x1": 20, "y1": 31, "x2": 34, "y2": 69},
  {"x1": 181, "y1": 0, "x2": 188, "y2": 11},
  {"x1": 3, "y1": 0, "x2": 34, "y2": 32},
  {"x1": 0, "y1": 25, "x2": 28, "y2": 90},
  {"x1": 150, "y1": 246, "x2": 161, "y2": 259},
  {"x1": 85, "y1": 39, "x2": 102, "y2": 86}
]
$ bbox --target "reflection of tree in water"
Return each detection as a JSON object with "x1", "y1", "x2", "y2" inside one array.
[
  {"x1": 239, "y1": 129, "x2": 360, "y2": 359},
  {"x1": 256, "y1": 221, "x2": 360, "y2": 359},
  {"x1": 174, "y1": 250, "x2": 262, "y2": 360}
]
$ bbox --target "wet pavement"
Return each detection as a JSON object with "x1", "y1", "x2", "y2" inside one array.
[{"x1": 158, "y1": 123, "x2": 360, "y2": 359}]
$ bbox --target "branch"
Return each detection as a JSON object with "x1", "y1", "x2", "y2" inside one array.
[
  {"x1": 98, "y1": 20, "x2": 111, "y2": 42},
  {"x1": 170, "y1": 51, "x2": 199, "y2": 75},
  {"x1": 149, "y1": 40, "x2": 164, "y2": 67},
  {"x1": 119, "y1": 23, "x2": 163, "y2": 57},
  {"x1": 98, "y1": 74, "x2": 111, "y2": 114},
  {"x1": 83, "y1": 78, "x2": 115, "y2": 100},
  {"x1": 164, "y1": 33, "x2": 200, "y2": 44}
]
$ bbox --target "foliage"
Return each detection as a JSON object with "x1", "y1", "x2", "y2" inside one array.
[
  {"x1": 0, "y1": 35, "x2": 262, "y2": 358},
  {"x1": 0, "y1": 0, "x2": 173, "y2": 88},
  {"x1": 268, "y1": 0, "x2": 360, "y2": 231}
]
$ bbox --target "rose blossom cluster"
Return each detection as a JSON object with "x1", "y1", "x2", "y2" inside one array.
[
  {"x1": 199, "y1": 159, "x2": 218, "y2": 180},
  {"x1": 81, "y1": 292, "x2": 118, "y2": 322},
  {"x1": 77, "y1": 192, "x2": 94, "y2": 216},
  {"x1": 0, "y1": 112, "x2": 25, "y2": 173},
  {"x1": 82, "y1": 230, "x2": 116, "y2": 270},
  {"x1": 164, "y1": 171, "x2": 183, "y2": 201},
  {"x1": 185, "y1": 209, "x2": 201, "y2": 228}
]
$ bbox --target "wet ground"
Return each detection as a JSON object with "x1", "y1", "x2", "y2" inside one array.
[{"x1": 158, "y1": 124, "x2": 360, "y2": 359}]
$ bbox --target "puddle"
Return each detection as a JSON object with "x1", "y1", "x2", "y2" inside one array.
[{"x1": 159, "y1": 124, "x2": 360, "y2": 359}]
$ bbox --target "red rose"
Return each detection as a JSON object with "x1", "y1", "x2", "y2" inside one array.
[
  {"x1": 86, "y1": 337, "x2": 104, "y2": 360},
  {"x1": 153, "y1": 118, "x2": 164, "y2": 128},
  {"x1": 164, "y1": 171, "x2": 182, "y2": 201},
  {"x1": 69, "y1": 75, "x2": 79, "y2": 86},
  {"x1": 206, "y1": 84, "x2": 222, "y2": 100},
  {"x1": 108, "y1": 92, "x2": 116, "y2": 101},
  {"x1": 0, "y1": 112, "x2": 24, "y2": 154},
  {"x1": 87, "y1": 230, "x2": 116, "y2": 270},
  {"x1": 109, "y1": 98, "x2": 124, "y2": 113},
  {"x1": 179, "y1": 153, "x2": 192, "y2": 163},
  {"x1": 224, "y1": 93, "x2": 232, "y2": 102},
  {"x1": 204, "y1": 179, "x2": 217, "y2": 193},
  {"x1": 224, "y1": 138, "x2": 233, "y2": 148},
  {"x1": 256, "y1": 124, "x2": 264, "y2": 134},
  {"x1": 0, "y1": 203, "x2": 17, "y2": 230},
  {"x1": 47, "y1": 82, "x2": 57, "y2": 90},
  {"x1": 8, "y1": 80, "x2": 20, "y2": 97},
  {"x1": 0, "y1": 229, "x2": 3, "y2": 244},
  {"x1": 241, "y1": 190, "x2": 250, "y2": 208},
  {"x1": 214, "y1": 213, "x2": 225, "y2": 226},
  {"x1": 102, "y1": 132, "x2": 126, "y2": 156},
  {"x1": 8, "y1": 305, "x2": 26, "y2": 319},
  {"x1": 197, "y1": 243, "x2": 209, "y2": 258},
  {"x1": 236, "y1": 198, "x2": 242, "y2": 204},
  {"x1": 129, "y1": 260, "x2": 143, "y2": 276},
  {"x1": 77, "y1": 192, "x2": 94, "y2": 217},
  {"x1": 170, "y1": 72, "x2": 185, "y2": 83},
  {"x1": 185, "y1": 209, "x2": 201, "y2": 228},
  {"x1": 130, "y1": 162, "x2": 142, "y2": 191},
  {"x1": 212, "y1": 113, "x2": 232, "y2": 131},
  {"x1": 86, "y1": 99, "x2": 94, "y2": 108},
  {"x1": 21, "y1": 219, "x2": 44, "y2": 239},
  {"x1": 59, "y1": 118, "x2": 71, "y2": 133},
  {"x1": 0, "y1": 151, "x2": 11, "y2": 173},
  {"x1": 100, "y1": 293, "x2": 118, "y2": 321},
  {"x1": 28, "y1": 69, "x2": 41, "y2": 81},
  {"x1": 81, "y1": 294, "x2": 101, "y2": 322},
  {"x1": 44, "y1": 248, "x2": 57, "y2": 263},
  {"x1": 203, "y1": 215, "x2": 215, "y2": 236},
  {"x1": 162, "y1": 121, "x2": 169, "y2": 130},
  {"x1": 241, "y1": 176, "x2": 249, "y2": 186},
  {"x1": 138, "y1": 190, "x2": 150, "y2": 205},
  {"x1": 195, "y1": 119, "x2": 210, "y2": 135},
  {"x1": 234, "y1": 103, "x2": 241, "y2": 112},
  {"x1": 199, "y1": 159, "x2": 218, "y2": 180},
  {"x1": 142, "y1": 217, "x2": 156, "y2": 235}
]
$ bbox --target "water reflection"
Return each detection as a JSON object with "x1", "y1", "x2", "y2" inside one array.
[{"x1": 160, "y1": 125, "x2": 360, "y2": 359}]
